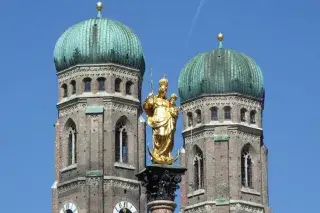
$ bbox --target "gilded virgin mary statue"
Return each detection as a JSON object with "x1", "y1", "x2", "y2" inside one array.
[{"x1": 143, "y1": 76, "x2": 181, "y2": 165}]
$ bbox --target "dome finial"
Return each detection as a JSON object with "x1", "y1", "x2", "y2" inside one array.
[
  {"x1": 217, "y1": 32, "x2": 224, "y2": 48},
  {"x1": 96, "y1": 1, "x2": 103, "y2": 18}
]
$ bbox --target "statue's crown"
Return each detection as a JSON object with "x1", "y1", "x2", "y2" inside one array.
[{"x1": 159, "y1": 75, "x2": 168, "y2": 87}]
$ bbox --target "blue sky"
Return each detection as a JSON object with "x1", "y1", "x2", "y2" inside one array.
[{"x1": 0, "y1": 0, "x2": 319, "y2": 212}]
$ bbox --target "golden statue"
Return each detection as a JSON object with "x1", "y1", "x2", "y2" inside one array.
[{"x1": 143, "y1": 76, "x2": 181, "y2": 165}]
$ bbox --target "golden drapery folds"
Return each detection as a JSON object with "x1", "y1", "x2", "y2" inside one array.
[{"x1": 143, "y1": 76, "x2": 181, "y2": 165}]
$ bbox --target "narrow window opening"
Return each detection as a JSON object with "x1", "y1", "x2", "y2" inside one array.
[
  {"x1": 193, "y1": 148, "x2": 204, "y2": 190},
  {"x1": 224, "y1": 106, "x2": 231, "y2": 120},
  {"x1": 196, "y1": 110, "x2": 201, "y2": 124},
  {"x1": 187, "y1": 112, "x2": 193, "y2": 127},
  {"x1": 241, "y1": 145, "x2": 253, "y2": 188},
  {"x1": 67, "y1": 127, "x2": 77, "y2": 166},
  {"x1": 115, "y1": 120, "x2": 128, "y2": 163},
  {"x1": 126, "y1": 81, "x2": 133, "y2": 95},
  {"x1": 98, "y1": 78, "x2": 105, "y2": 91},
  {"x1": 240, "y1": 108, "x2": 247, "y2": 122},
  {"x1": 70, "y1": 80, "x2": 76, "y2": 94},
  {"x1": 250, "y1": 111, "x2": 256, "y2": 124},
  {"x1": 62, "y1": 84, "x2": 68, "y2": 98},
  {"x1": 211, "y1": 107, "x2": 218, "y2": 121},
  {"x1": 115, "y1": 78, "x2": 122, "y2": 92},
  {"x1": 83, "y1": 78, "x2": 91, "y2": 92}
]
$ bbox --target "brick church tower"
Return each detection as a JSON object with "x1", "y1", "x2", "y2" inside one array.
[
  {"x1": 51, "y1": 2, "x2": 147, "y2": 213},
  {"x1": 178, "y1": 33, "x2": 271, "y2": 213}
]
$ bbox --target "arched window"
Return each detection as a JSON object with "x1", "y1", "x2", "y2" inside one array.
[
  {"x1": 83, "y1": 78, "x2": 92, "y2": 92},
  {"x1": 195, "y1": 110, "x2": 201, "y2": 124},
  {"x1": 187, "y1": 112, "x2": 193, "y2": 127},
  {"x1": 115, "y1": 78, "x2": 122, "y2": 92},
  {"x1": 66, "y1": 210, "x2": 73, "y2": 213},
  {"x1": 240, "y1": 108, "x2": 247, "y2": 122},
  {"x1": 210, "y1": 107, "x2": 218, "y2": 121},
  {"x1": 224, "y1": 106, "x2": 231, "y2": 120},
  {"x1": 70, "y1": 80, "x2": 76, "y2": 94},
  {"x1": 61, "y1": 84, "x2": 68, "y2": 98},
  {"x1": 193, "y1": 146, "x2": 204, "y2": 190},
  {"x1": 65, "y1": 119, "x2": 77, "y2": 167},
  {"x1": 97, "y1": 77, "x2": 106, "y2": 91},
  {"x1": 241, "y1": 145, "x2": 253, "y2": 188},
  {"x1": 126, "y1": 81, "x2": 133, "y2": 95},
  {"x1": 250, "y1": 110, "x2": 256, "y2": 124},
  {"x1": 115, "y1": 119, "x2": 128, "y2": 163}
]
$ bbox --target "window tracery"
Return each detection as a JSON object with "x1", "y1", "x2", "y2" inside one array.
[
  {"x1": 115, "y1": 120, "x2": 128, "y2": 163},
  {"x1": 241, "y1": 145, "x2": 253, "y2": 188},
  {"x1": 193, "y1": 146, "x2": 204, "y2": 190},
  {"x1": 67, "y1": 126, "x2": 77, "y2": 166}
]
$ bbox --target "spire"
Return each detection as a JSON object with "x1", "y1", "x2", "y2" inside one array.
[
  {"x1": 217, "y1": 32, "x2": 224, "y2": 49},
  {"x1": 96, "y1": 1, "x2": 103, "y2": 18}
]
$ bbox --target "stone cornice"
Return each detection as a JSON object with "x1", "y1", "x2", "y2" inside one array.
[
  {"x1": 183, "y1": 200, "x2": 265, "y2": 213},
  {"x1": 183, "y1": 125, "x2": 262, "y2": 144},
  {"x1": 181, "y1": 93, "x2": 263, "y2": 106},
  {"x1": 57, "y1": 63, "x2": 141, "y2": 81},
  {"x1": 57, "y1": 93, "x2": 140, "y2": 108},
  {"x1": 57, "y1": 98, "x2": 140, "y2": 117},
  {"x1": 181, "y1": 95, "x2": 262, "y2": 112},
  {"x1": 57, "y1": 176, "x2": 140, "y2": 194}
]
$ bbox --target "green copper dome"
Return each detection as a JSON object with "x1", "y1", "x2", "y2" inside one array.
[
  {"x1": 178, "y1": 43, "x2": 264, "y2": 102},
  {"x1": 53, "y1": 18, "x2": 145, "y2": 74}
]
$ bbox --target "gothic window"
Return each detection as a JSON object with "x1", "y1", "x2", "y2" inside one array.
[
  {"x1": 240, "y1": 108, "x2": 247, "y2": 122},
  {"x1": 70, "y1": 80, "x2": 76, "y2": 94},
  {"x1": 115, "y1": 119, "x2": 128, "y2": 163},
  {"x1": 193, "y1": 146, "x2": 204, "y2": 190},
  {"x1": 210, "y1": 107, "x2": 218, "y2": 121},
  {"x1": 241, "y1": 145, "x2": 253, "y2": 188},
  {"x1": 195, "y1": 110, "x2": 201, "y2": 124},
  {"x1": 61, "y1": 84, "x2": 68, "y2": 98},
  {"x1": 224, "y1": 106, "x2": 231, "y2": 120},
  {"x1": 126, "y1": 81, "x2": 133, "y2": 95},
  {"x1": 250, "y1": 110, "x2": 256, "y2": 124},
  {"x1": 97, "y1": 77, "x2": 106, "y2": 91},
  {"x1": 115, "y1": 78, "x2": 122, "y2": 92},
  {"x1": 67, "y1": 126, "x2": 77, "y2": 166},
  {"x1": 187, "y1": 112, "x2": 193, "y2": 127},
  {"x1": 83, "y1": 78, "x2": 92, "y2": 92}
]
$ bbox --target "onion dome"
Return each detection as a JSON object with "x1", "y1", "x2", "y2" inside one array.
[
  {"x1": 178, "y1": 33, "x2": 264, "y2": 102},
  {"x1": 53, "y1": 2, "x2": 145, "y2": 75}
]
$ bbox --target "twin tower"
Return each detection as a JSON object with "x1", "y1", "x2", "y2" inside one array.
[{"x1": 51, "y1": 2, "x2": 271, "y2": 213}]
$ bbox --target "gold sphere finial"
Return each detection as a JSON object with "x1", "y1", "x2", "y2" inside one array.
[
  {"x1": 96, "y1": 1, "x2": 103, "y2": 11},
  {"x1": 217, "y1": 32, "x2": 224, "y2": 41}
]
